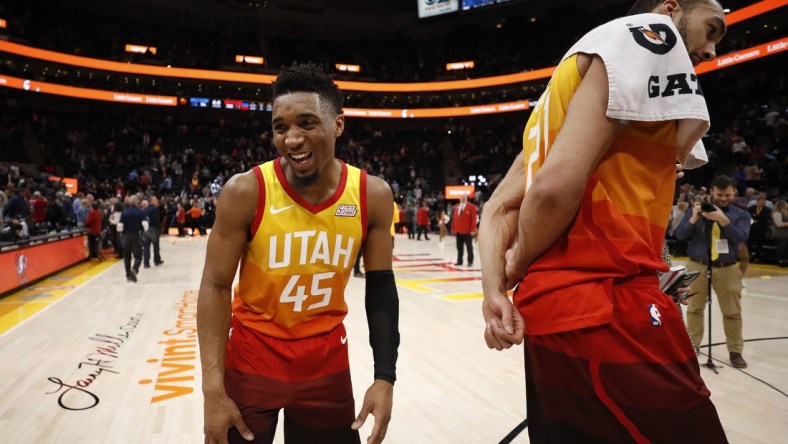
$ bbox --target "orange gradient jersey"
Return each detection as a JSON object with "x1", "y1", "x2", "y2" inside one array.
[
  {"x1": 515, "y1": 54, "x2": 677, "y2": 335},
  {"x1": 232, "y1": 159, "x2": 367, "y2": 339}
]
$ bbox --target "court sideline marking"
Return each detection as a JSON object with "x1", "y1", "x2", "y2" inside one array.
[{"x1": 0, "y1": 258, "x2": 119, "y2": 336}]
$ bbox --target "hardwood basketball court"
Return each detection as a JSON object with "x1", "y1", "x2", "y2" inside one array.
[{"x1": 1, "y1": 233, "x2": 786, "y2": 443}]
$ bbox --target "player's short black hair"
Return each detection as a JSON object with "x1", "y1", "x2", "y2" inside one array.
[
  {"x1": 628, "y1": 0, "x2": 722, "y2": 15},
  {"x1": 271, "y1": 62, "x2": 344, "y2": 115}
]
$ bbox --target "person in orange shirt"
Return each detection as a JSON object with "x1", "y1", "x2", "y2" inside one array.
[
  {"x1": 188, "y1": 203, "x2": 203, "y2": 236},
  {"x1": 198, "y1": 63, "x2": 398, "y2": 444},
  {"x1": 479, "y1": 1, "x2": 728, "y2": 442}
]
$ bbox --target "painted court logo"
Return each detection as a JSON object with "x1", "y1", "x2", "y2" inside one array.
[
  {"x1": 335, "y1": 204, "x2": 358, "y2": 217},
  {"x1": 140, "y1": 291, "x2": 198, "y2": 403},
  {"x1": 628, "y1": 23, "x2": 677, "y2": 55},
  {"x1": 46, "y1": 313, "x2": 144, "y2": 411},
  {"x1": 16, "y1": 253, "x2": 29, "y2": 284}
]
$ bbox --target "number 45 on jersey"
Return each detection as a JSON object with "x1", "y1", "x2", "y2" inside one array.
[{"x1": 280, "y1": 272, "x2": 335, "y2": 312}]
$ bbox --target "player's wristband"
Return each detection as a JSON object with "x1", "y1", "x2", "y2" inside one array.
[{"x1": 365, "y1": 270, "x2": 400, "y2": 384}]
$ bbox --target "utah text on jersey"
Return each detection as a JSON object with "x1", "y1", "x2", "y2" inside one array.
[{"x1": 267, "y1": 231, "x2": 357, "y2": 269}]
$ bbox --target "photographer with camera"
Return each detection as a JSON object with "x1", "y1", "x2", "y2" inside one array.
[{"x1": 674, "y1": 175, "x2": 751, "y2": 368}]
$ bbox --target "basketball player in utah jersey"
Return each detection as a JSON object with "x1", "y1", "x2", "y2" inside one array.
[
  {"x1": 198, "y1": 63, "x2": 399, "y2": 444},
  {"x1": 479, "y1": 0, "x2": 729, "y2": 442}
]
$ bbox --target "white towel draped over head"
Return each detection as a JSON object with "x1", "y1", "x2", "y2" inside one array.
[{"x1": 560, "y1": 13, "x2": 710, "y2": 169}]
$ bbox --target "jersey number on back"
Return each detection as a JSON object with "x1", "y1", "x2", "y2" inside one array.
[{"x1": 280, "y1": 272, "x2": 335, "y2": 312}]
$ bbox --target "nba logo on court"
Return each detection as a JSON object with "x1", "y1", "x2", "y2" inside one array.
[{"x1": 649, "y1": 304, "x2": 662, "y2": 326}]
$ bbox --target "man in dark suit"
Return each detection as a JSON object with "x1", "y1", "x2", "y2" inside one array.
[
  {"x1": 452, "y1": 193, "x2": 478, "y2": 267},
  {"x1": 119, "y1": 195, "x2": 147, "y2": 282}
]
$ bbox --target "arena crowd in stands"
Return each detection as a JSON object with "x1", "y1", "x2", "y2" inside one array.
[
  {"x1": 1, "y1": 0, "x2": 785, "y2": 265},
  {"x1": 1, "y1": 0, "x2": 778, "y2": 85}
]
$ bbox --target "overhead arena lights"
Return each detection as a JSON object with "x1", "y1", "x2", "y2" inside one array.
[
  {"x1": 0, "y1": 74, "x2": 177, "y2": 106},
  {"x1": 125, "y1": 44, "x2": 157, "y2": 55},
  {"x1": 446, "y1": 61, "x2": 475, "y2": 71},
  {"x1": 336, "y1": 64, "x2": 361, "y2": 72},
  {"x1": 1, "y1": 37, "x2": 786, "y2": 113},
  {"x1": 0, "y1": 0, "x2": 782, "y2": 92},
  {"x1": 235, "y1": 55, "x2": 265, "y2": 65}
]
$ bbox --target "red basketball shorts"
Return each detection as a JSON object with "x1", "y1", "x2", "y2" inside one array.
[
  {"x1": 224, "y1": 317, "x2": 360, "y2": 444},
  {"x1": 522, "y1": 275, "x2": 727, "y2": 443}
]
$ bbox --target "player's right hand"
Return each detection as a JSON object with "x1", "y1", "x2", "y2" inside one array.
[{"x1": 203, "y1": 392, "x2": 254, "y2": 444}]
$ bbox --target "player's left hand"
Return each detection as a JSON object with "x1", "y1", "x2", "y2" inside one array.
[
  {"x1": 352, "y1": 379, "x2": 394, "y2": 443},
  {"x1": 482, "y1": 292, "x2": 525, "y2": 350},
  {"x1": 675, "y1": 163, "x2": 685, "y2": 181}
]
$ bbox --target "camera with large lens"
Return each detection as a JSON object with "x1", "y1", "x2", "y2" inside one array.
[{"x1": 701, "y1": 202, "x2": 716, "y2": 212}]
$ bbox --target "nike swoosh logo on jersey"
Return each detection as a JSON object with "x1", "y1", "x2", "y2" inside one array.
[
  {"x1": 340, "y1": 335, "x2": 348, "y2": 344},
  {"x1": 269, "y1": 204, "x2": 295, "y2": 214}
]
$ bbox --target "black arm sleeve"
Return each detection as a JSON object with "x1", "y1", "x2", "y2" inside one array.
[{"x1": 364, "y1": 269, "x2": 400, "y2": 384}]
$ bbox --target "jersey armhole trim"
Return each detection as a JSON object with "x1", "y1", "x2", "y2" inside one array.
[{"x1": 249, "y1": 165, "x2": 266, "y2": 240}]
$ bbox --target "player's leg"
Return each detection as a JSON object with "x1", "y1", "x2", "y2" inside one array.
[
  {"x1": 283, "y1": 324, "x2": 360, "y2": 444},
  {"x1": 523, "y1": 341, "x2": 554, "y2": 443},
  {"x1": 224, "y1": 318, "x2": 291, "y2": 443},
  {"x1": 525, "y1": 277, "x2": 726, "y2": 443}
]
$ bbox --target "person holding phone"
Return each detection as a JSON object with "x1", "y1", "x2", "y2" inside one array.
[{"x1": 674, "y1": 175, "x2": 752, "y2": 368}]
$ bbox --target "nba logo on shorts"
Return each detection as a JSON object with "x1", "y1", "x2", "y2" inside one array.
[{"x1": 649, "y1": 304, "x2": 662, "y2": 326}]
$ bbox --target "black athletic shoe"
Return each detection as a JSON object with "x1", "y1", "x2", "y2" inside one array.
[
  {"x1": 154, "y1": 260, "x2": 164, "y2": 266},
  {"x1": 127, "y1": 274, "x2": 137, "y2": 283}
]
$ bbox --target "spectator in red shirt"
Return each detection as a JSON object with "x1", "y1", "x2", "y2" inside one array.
[
  {"x1": 29, "y1": 191, "x2": 47, "y2": 224},
  {"x1": 451, "y1": 193, "x2": 477, "y2": 267},
  {"x1": 416, "y1": 201, "x2": 431, "y2": 241},
  {"x1": 84, "y1": 202, "x2": 103, "y2": 259}
]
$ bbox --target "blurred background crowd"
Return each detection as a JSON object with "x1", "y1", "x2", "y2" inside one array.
[{"x1": 1, "y1": 0, "x2": 786, "y2": 264}]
